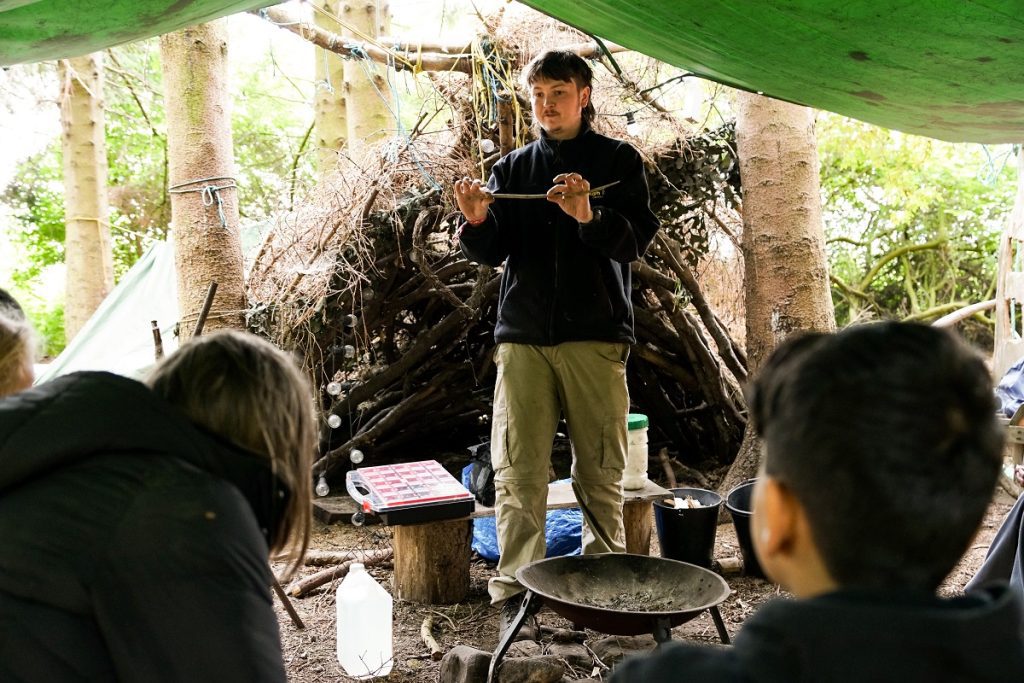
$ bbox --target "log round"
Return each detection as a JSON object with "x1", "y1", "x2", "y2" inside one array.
[
  {"x1": 623, "y1": 501, "x2": 653, "y2": 556},
  {"x1": 393, "y1": 518, "x2": 472, "y2": 604}
]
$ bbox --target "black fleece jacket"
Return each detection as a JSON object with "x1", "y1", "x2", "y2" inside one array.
[
  {"x1": 611, "y1": 585, "x2": 1024, "y2": 683},
  {"x1": 0, "y1": 372, "x2": 289, "y2": 682},
  {"x1": 459, "y1": 123, "x2": 659, "y2": 345}
]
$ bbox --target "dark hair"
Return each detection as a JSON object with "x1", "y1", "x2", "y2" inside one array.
[
  {"x1": 747, "y1": 322, "x2": 1003, "y2": 591},
  {"x1": 521, "y1": 49, "x2": 596, "y2": 124}
]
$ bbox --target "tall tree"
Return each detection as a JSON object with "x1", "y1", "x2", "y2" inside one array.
[
  {"x1": 160, "y1": 21, "x2": 245, "y2": 332},
  {"x1": 341, "y1": 0, "x2": 390, "y2": 150},
  {"x1": 59, "y1": 52, "x2": 114, "y2": 342},
  {"x1": 313, "y1": 0, "x2": 348, "y2": 171},
  {"x1": 720, "y1": 92, "x2": 835, "y2": 493}
]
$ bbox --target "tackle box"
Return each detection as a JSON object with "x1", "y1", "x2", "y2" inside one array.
[{"x1": 345, "y1": 460, "x2": 475, "y2": 525}]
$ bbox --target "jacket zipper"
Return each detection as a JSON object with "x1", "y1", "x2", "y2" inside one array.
[
  {"x1": 547, "y1": 140, "x2": 561, "y2": 344},
  {"x1": 548, "y1": 218, "x2": 559, "y2": 344}
]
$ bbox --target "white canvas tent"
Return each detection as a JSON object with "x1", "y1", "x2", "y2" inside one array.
[
  {"x1": 35, "y1": 221, "x2": 270, "y2": 383},
  {"x1": 35, "y1": 240, "x2": 179, "y2": 383}
]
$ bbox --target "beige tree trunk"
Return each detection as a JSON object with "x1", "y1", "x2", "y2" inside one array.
[
  {"x1": 719, "y1": 92, "x2": 836, "y2": 496},
  {"x1": 314, "y1": 0, "x2": 348, "y2": 172},
  {"x1": 160, "y1": 21, "x2": 245, "y2": 332},
  {"x1": 342, "y1": 1, "x2": 390, "y2": 150},
  {"x1": 60, "y1": 53, "x2": 114, "y2": 343}
]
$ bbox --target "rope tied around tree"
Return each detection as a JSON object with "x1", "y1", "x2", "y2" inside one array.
[{"x1": 168, "y1": 176, "x2": 237, "y2": 228}]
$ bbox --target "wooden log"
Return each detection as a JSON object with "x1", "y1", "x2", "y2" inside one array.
[
  {"x1": 286, "y1": 548, "x2": 393, "y2": 597},
  {"x1": 301, "y1": 549, "x2": 360, "y2": 567},
  {"x1": 715, "y1": 556, "x2": 743, "y2": 577},
  {"x1": 421, "y1": 616, "x2": 443, "y2": 661},
  {"x1": 623, "y1": 500, "x2": 653, "y2": 556},
  {"x1": 393, "y1": 518, "x2": 472, "y2": 604}
]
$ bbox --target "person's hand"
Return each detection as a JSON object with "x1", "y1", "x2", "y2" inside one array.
[
  {"x1": 454, "y1": 177, "x2": 494, "y2": 223},
  {"x1": 1014, "y1": 464, "x2": 1024, "y2": 488},
  {"x1": 547, "y1": 172, "x2": 594, "y2": 223}
]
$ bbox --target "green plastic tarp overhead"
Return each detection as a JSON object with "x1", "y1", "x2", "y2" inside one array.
[
  {"x1": 519, "y1": 0, "x2": 1024, "y2": 143},
  {"x1": 2, "y1": 1, "x2": 1023, "y2": 143},
  {"x1": 0, "y1": 0, "x2": 271, "y2": 65}
]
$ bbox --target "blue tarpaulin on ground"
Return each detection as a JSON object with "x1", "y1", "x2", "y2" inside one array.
[{"x1": 461, "y1": 466, "x2": 582, "y2": 562}]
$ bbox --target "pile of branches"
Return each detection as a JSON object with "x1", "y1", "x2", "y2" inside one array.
[
  {"x1": 248, "y1": 26, "x2": 748, "y2": 481},
  {"x1": 250, "y1": 121, "x2": 747, "y2": 483}
]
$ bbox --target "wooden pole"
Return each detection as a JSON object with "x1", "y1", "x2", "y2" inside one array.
[
  {"x1": 151, "y1": 320, "x2": 164, "y2": 361},
  {"x1": 271, "y1": 579, "x2": 305, "y2": 629},
  {"x1": 191, "y1": 281, "x2": 218, "y2": 338}
]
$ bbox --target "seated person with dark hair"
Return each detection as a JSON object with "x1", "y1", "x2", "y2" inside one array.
[
  {"x1": 967, "y1": 465, "x2": 1024, "y2": 607},
  {"x1": 612, "y1": 322, "x2": 1024, "y2": 682}
]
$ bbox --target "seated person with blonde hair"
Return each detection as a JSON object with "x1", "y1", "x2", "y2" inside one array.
[
  {"x1": 612, "y1": 322, "x2": 1024, "y2": 682},
  {"x1": 0, "y1": 288, "x2": 34, "y2": 396},
  {"x1": 0, "y1": 330, "x2": 315, "y2": 681}
]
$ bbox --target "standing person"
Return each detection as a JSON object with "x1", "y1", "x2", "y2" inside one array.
[
  {"x1": 0, "y1": 330, "x2": 315, "y2": 682},
  {"x1": 454, "y1": 49, "x2": 660, "y2": 632}
]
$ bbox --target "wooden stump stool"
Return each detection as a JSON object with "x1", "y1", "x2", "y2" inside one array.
[
  {"x1": 393, "y1": 518, "x2": 472, "y2": 603},
  {"x1": 623, "y1": 499, "x2": 653, "y2": 555}
]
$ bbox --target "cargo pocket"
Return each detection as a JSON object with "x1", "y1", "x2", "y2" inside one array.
[
  {"x1": 491, "y1": 403, "x2": 514, "y2": 474},
  {"x1": 600, "y1": 415, "x2": 627, "y2": 471}
]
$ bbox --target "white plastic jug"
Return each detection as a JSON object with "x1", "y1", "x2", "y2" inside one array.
[
  {"x1": 336, "y1": 562, "x2": 393, "y2": 678},
  {"x1": 623, "y1": 413, "x2": 649, "y2": 490}
]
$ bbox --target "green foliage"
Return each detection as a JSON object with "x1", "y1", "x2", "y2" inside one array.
[
  {"x1": 818, "y1": 114, "x2": 1018, "y2": 344},
  {"x1": 232, "y1": 58, "x2": 316, "y2": 217},
  {"x1": 1, "y1": 144, "x2": 65, "y2": 287},
  {"x1": 28, "y1": 300, "x2": 65, "y2": 358},
  {"x1": 2, "y1": 39, "x2": 319, "y2": 281}
]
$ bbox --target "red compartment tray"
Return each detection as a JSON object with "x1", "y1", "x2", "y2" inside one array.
[{"x1": 345, "y1": 460, "x2": 474, "y2": 525}]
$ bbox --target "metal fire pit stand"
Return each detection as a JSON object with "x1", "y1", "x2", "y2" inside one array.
[{"x1": 486, "y1": 591, "x2": 730, "y2": 683}]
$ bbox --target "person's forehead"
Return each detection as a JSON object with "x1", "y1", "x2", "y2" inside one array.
[{"x1": 529, "y1": 77, "x2": 575, "y2": 90}]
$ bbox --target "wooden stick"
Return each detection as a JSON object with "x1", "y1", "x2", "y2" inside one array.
[
  {"x1": 151, "y1": 320, "x2": 164, "y2": 361},
  {"x1": 286, "y1": 548, "x2": 393, "y2": 598},
  {"x1": 271, "y1": 578, "x2": 305, "y2": 629},
  {"x1": 191, "y1": 281, "x2": 218, "y2": 338},
  {"x1": 658, "y1": 447, "x2": 678, "y2": 489},
  {"x1": 421, "y1": 616, "x2": 443, "y2": 661},
  {"x1": 300, "y1": 549, "x2": 361, "y2": 567}
]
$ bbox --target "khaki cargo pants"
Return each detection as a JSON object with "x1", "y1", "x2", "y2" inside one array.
[{"x1": 488, "y1": 341, "x2": 629, "y2": 605}]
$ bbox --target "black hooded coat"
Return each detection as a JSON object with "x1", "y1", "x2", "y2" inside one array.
[
  {"x1": 610, "y1": 585, "x2": 1024, "y2": 683},
  {"x1": 0, "y1": 371, "x2": 288, "y2": 682}
]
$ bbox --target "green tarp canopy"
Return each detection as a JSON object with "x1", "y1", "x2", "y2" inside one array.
[{"x1": 2, "y1": 1, "x2": 1023, "y2": 143}]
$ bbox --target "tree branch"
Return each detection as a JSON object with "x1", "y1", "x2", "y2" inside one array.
[
  {"x1": 255, "y1": 7, "x2": 629, "y2": 75},
  {"x1": 857, "y1": 238, "x2": 947, "y2": 291}
]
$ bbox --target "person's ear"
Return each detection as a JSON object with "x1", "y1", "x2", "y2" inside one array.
[
  {"x1": 579, "y1": 86, "x2": 591, "y2": 109},
  {"x1": 754, "y1": 477, "x2": 799, "y2": 561}
]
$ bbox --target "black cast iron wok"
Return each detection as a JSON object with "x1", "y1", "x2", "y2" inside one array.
[
  {"x1": 488, "y1": 554, "x2": 732, "y2": 683},
  {"x1": 516, "y1": 553, "x2": 731, "y2": 635}
]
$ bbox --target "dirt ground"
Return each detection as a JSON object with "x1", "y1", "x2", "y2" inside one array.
[{"x1": 272, "y1": 489, "x2": 1017, "y2": 682}]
